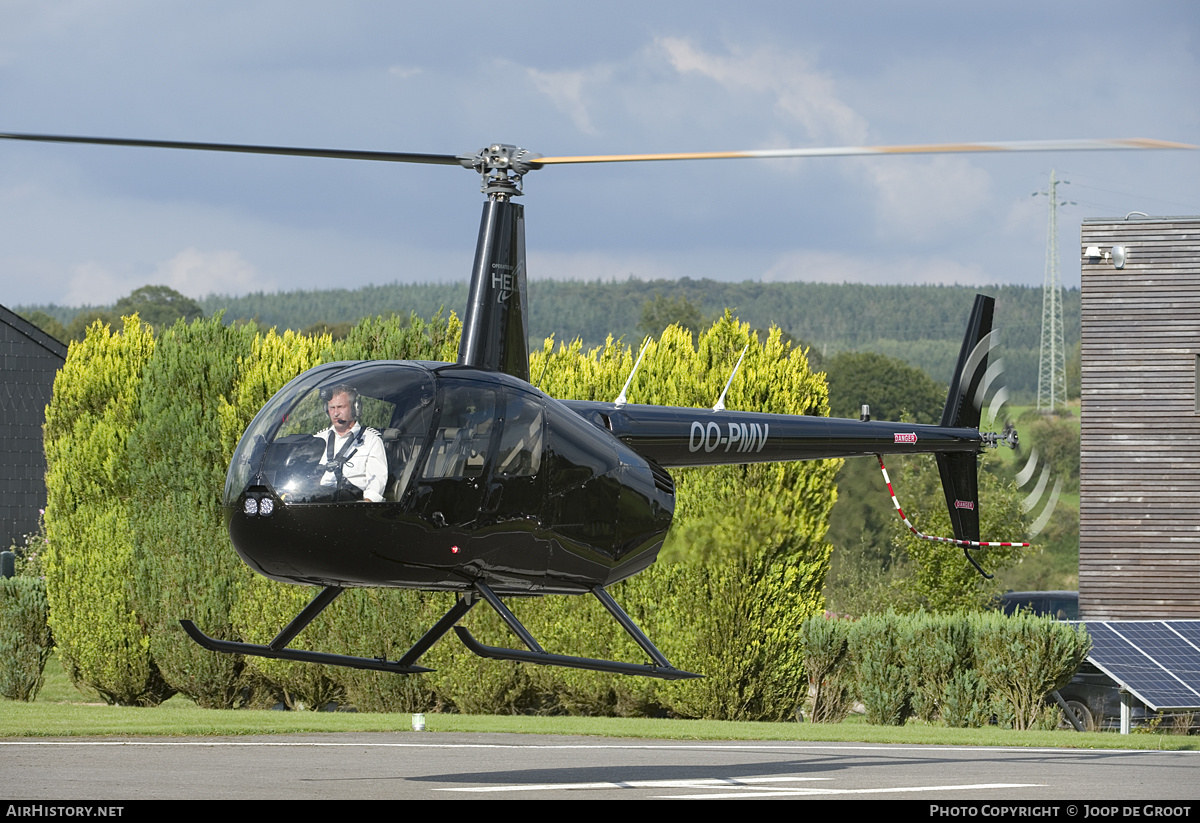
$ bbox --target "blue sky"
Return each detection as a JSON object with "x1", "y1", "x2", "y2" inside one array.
[{"x1": 2, "y1": 0, "x2": 1197, "y2": 307}]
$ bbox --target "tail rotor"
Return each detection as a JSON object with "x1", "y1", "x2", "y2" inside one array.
[{"x1": 879, "y1": 293, "x2": 1034, "y2": 577}]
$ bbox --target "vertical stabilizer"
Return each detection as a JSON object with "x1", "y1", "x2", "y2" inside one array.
[
  {"x1": 936, "y1": 294, "x2": 995, "y2": 543},
  {"x1": 940, "y1": 294, "x2": 995, "y2": 430}
]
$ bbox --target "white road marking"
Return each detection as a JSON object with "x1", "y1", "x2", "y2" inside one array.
[
  {"x1": 440, "y1": 775, "x2": 1038, "y2": 796},
  {"x1": 655, "y1": 782, "x2": 1040, "y2": 799},
  {"x1": 442, "y1": 776, "x2": 831, "y2": 792}
]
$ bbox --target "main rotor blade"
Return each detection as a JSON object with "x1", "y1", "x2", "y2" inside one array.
[
  {"x1": 0, "y1": 132, "x2": 471, "y2": 167},
  {"x1": 534, "y1": 138, "x2": 1195, "y2": 166}
]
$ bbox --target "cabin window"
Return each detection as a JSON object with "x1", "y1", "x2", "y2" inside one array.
[
  {"x1": 422, "y1": 384, "x2": 497, "y2": 480},
  {"x1": 496, "y1": 394, "x2": 544, "y2": 478}
]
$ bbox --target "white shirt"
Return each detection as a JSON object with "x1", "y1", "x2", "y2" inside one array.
[{"x1": 314, "y1": 423, "x2": 388, "y2": 502}]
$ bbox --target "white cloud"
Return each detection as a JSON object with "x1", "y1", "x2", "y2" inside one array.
[
  {"x1": 860, "y1": 155, "x2": 993, "y2": 242},
  {"x1": 1003, "y1": 191, "x2": 1048, "y2": 237},
  {"x1": 656, "y1": 37, "x2": 869, "y2": 146},
  {"x1": 526, "y1": 67, "x2": 604, "y2": 135},
  {"x1": 62, "y1": 261, "x2": 127, "y2": 306},
  {"x1": 153, "y1": 247, "x2": 267, "y2": 299}
]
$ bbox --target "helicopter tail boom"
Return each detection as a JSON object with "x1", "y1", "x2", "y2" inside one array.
[{"x1": 564, "y1": 294, "x2": 1000, "y2": 546}]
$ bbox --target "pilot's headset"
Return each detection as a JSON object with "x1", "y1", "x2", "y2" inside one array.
[{"x1": 321, "y1": 384, "x2": 362, "y2": 422}]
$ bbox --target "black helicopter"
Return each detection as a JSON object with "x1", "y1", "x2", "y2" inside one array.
[{"x1": 2, "y1": 132, "x2": 1189, "y2": 680}]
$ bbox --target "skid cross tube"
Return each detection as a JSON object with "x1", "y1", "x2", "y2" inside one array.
[
  {"x1": 395, "y1": 595, "x2": 477, "y2": 668},
  {"x1": 180, "y1": 584, "x2": 454, "y2": 675},
  {"x1": 452, "y1": 581, "x2": 701, "y2": 681},
  {"x1": 270, "y1": 585, "x2": 343, "y2": 650}
]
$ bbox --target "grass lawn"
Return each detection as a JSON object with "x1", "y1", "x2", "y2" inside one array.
[{"x1": 4, "y1": 653, "x2": 1195, "y2": 751}]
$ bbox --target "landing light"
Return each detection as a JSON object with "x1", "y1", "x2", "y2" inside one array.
[{"x1": 243, "y1": 494, "x2": 275, "y2": 516}]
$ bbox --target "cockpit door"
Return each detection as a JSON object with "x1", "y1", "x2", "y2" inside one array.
[
  {"x1": 411, "y1": 381, "x2": 499, "y2": 528},
  {"x1": 482, "y1": 390, "x2": 545, "y2": 522},
  {"x1": 408, "y1": 381, "x2": 546, "y2": 532}
]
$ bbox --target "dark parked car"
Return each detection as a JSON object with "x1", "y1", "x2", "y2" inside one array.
[
  {"x1": 1053, "y1": 660, "x2": 1152, "y2": 731},
  {"x1": 998, "y1": 590, "x2": 1079, "y2": 621}
]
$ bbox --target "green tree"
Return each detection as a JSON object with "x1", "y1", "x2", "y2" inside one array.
[
  {"x1": 823, "y1": 459, "x2": 909, "y2": 617},
  {"x1": 1020, "y1": 413, "x2": 1080, "y2": 491},
  {"x1": 887, "y1": 454, "x2": 1031, "y2": 612},
  {"x1": 303, "y1": 321, "x2": 354, "y2": 340},
  {"x1": 129, "y1": 315, "x2": 258, "y2": 707},
  {"x1": 825, "y1": 350, "x2": 946, "y2": 423},
  {"x1": 113, "y1": 285, "x2": 204, "y2": 330},
  {"x1": 527, "y1": 314, "x2": 837, "y2": 720},
  {"x1": 637, "y1": 293, "x2": 704, "y2": 340},
  {"x1": 43, "y1": 317, "x2": 173, "y2": 704},
  {"x1": 1067, "y1": 341, "x2": 1081, "y2": 400},
  {"x1": 822, "y1": 353, "x2": 948, "y2": 615},
  {"x1": 64, "y1": 310, "x2": 121, "y2": 343},
  {"x1": 60, "y1": 286, "x2": 204, "y2": 343}
]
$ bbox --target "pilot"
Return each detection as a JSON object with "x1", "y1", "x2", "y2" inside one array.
[{"x1": 314, "y1": 384, "x2": 388, "y2": 502}]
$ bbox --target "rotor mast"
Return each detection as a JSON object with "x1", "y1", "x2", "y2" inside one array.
[{"x1": 456, "y1": 144, "x2": 539, "y2": 380}]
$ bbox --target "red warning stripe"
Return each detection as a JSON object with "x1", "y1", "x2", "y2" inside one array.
[{"x1": 876, "y1": 455, "x2": 1030, "y2": 549}]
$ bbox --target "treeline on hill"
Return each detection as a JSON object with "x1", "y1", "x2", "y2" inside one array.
[
  {"x1": 12, "y1": 306, "x2": 1081, "y2": 721},
  {"x1": 20, "y1": 279, "x2": 1080, "y2": 401}
]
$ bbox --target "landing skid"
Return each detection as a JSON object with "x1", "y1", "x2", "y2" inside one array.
[
  {"x1": 455, "y1": 581, "x2": 701, "y2": 681},
  {"x1": 180, "y1": 580, "x2": 699, "y2": 681}
]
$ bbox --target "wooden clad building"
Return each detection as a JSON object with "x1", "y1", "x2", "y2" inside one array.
[{"x1": 1080, "y1": 216, "x2": 1200, "y2": 619}]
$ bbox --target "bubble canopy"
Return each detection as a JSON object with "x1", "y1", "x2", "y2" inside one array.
[{"x1": 225, "y1": 361, "x2": 437, "y2": 506}]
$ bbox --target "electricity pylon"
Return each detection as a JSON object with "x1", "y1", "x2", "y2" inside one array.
[{"x1": 1035, "y1": 170, "x2": 1070, "y2": 413}]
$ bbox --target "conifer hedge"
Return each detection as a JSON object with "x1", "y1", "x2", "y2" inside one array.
[
  {"x1": 802, "y1": 611, "x2": 1088, "y2": 728},
  {"x1": 43, "y1": 317, "x2": 173, "y2": 705}
]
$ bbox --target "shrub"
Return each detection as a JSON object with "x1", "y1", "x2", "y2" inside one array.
[
  {"x1": 849, "y1": 612, "x2": 912, "y2": 725},
  {"x1": 902, "y1": 612, "x2": 989, "y2": 727},
  {"x1": 801, "y1": 613, "x2": 854, "y2": 723},
  {"x1": 649, "y1": 549, "x2": 821, "y2": 722},
  {"x1": 973, "y1": 611, "x2": 1089, "y2": 730},
  {"x1": 130, "y1": 316, "x2": 257, "y2": 707},
  {"x1": 0, "y1": 577, "x2": 53, "y2": 701}
]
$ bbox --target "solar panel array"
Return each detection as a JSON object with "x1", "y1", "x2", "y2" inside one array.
[{"x1": 1083, "y1": 620, "x2": 1200, "y2": 711}]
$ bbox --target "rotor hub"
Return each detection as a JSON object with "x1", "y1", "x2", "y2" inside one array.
[{"x1": 468, "y1": 144, "x2": 542, "y2": 199}]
